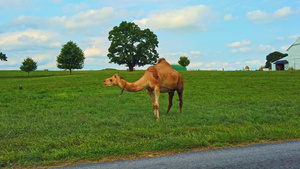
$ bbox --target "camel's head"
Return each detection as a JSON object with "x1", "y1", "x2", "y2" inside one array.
[{"x1": 103, "y1": 74, "x2": 119, "y2": 87}]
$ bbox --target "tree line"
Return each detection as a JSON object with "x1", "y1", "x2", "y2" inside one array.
[
  {"x1": 1, "y1": 21, "x2": 191, "y2": 76},
  {"x1": 3, "y1": 21, "x2": 286, "y2": 74},
  {"x1": 1, "y1": 41, "x2": 85, "y2": 76}
]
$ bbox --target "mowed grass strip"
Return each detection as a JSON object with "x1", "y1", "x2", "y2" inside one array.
[{"x1": 0, "y1": 70, "x2": 299, "y2": 168}]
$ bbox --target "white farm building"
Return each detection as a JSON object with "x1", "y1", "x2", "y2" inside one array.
[{"x1": 272, "y1": 37, "x2": 300, "y2": 70}]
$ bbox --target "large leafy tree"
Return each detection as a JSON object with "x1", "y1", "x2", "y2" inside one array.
[
  {"x1": 0, "y1": 52, "x2": 7, "y2": 61},
  {"x1": 57, "y1": 41, "x2": 85, "y2": 75},
  {"x1": 265, "y1": 51, "x2": 288, "y2": 68},
  {"x1": 178, "y1": 56, "x2": 190, "y2": 67},
  {"x1": 20, "y1": 57, "x2": 37, "y2": 76},
  {"x1": 108, "y1": 21, "x2": 159, "y2": 71}
]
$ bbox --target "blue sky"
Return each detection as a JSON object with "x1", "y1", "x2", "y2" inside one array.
[{"x1": 0, "y1": 0, "x2": 299, "y2": 70}]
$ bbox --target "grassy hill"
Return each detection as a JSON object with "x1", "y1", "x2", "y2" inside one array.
[{"x1": 0, "y1": 70, "x2": 299, "y2": 168}]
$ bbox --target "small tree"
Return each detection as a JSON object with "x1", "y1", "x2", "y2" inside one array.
[
  {"x1": 178, "y1": 56, "x2": 190, "y2": 67},
  {"x1": 57, "y1": 41, "x2": 85, "y2": 75},
  {"x1": 108, "y1": 21, "x2": 159, "y2": 71},
  {"x1": 20, "y1": 57, "x2": 37, "y2": 76},
  {"x1": 0, "y1": 52, "x2": 7, "y2": 61}
]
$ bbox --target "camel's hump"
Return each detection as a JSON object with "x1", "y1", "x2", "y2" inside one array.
[{"x1": 157, "y1": 58, "x2": 166, "y2": 64}]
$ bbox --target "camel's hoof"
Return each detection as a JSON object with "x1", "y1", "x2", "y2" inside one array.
[{"x1": 156, "y1": 118, "x2": 160, "y2": 121}]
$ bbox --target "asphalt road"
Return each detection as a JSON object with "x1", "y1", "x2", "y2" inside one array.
[{"x1": 60, "y1": 141, "x2": 300, "y2": 169}]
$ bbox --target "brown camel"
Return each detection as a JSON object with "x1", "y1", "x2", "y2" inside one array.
[{"x1": 103, "y1": 58, "x2": 184, "y2": 121}]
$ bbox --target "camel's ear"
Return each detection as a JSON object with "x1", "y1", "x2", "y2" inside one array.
[{"x1": 114, "y1": 74, "x2": 118, "y2": 78}]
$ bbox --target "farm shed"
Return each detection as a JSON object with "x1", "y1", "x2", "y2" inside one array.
[
  {"x1": 171, "y1": 65, "x2": 187, "y2": 71},
  {"x1": 272, "y1": 37, "x2": 300, "y2": 70},
  {"x1": 272, "y1": 59, "x2": 289, "y2": 70}
]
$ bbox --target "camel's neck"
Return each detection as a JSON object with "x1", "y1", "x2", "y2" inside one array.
[{"x1": 117, "y1": 76, "x2": 148, "y2": 92}]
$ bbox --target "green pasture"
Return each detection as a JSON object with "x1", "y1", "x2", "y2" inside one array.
[{"x1": 0, "y1": 70, "x2": 299, "y2": 168}]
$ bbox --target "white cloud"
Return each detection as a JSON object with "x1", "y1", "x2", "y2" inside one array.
[
  {"x1": 280, "y1": 45, "x2": 290, "y2": 51},
  {"x1": 32, "y1": 54, "x2": 53, "y2": 63},
  {"x1": 193, "y1": 60, "x2": 266, "y2": 71},
  {"x1": 256, "y1": 44, "x2": 276, "y2": 53},
  {"x1": 84, "y1": 46, "x2": 107, "y2": 58},
  {"x1": 231, "y1": 49, "x2": 238, "y2": 53},
  {"x1": 247, "y1": 7, "x2": 295, "y2": 24},
  {"x1": 159, "y1": 52, "x2": 189, "y2": 64},
  {"x1": 287, "y1": 35, "x2": 300, "y2": 39},
  {"x1": 227, "y1": 39, "x2": 251, "y2": 48},
  {"x1": 65, "y1": 7, "x2": 114, "y2": 30},
  {"x1": 0, "y1": 0, "x2": 38, "y2": 13},
  {"x1": 233, "y1": 60, "x2": 264, "y2": 70},
  {"x1": 49, "y1": 16, "x2": 67, "y2": 27},
  {"x1": 276, "y1": 34, "x2": 300, "y2": 40},
  {"x1": 2, "y1": 15, "x2": 67, "y2": 32},
  {"x1": 246, "y1": 10, "x2": 271, "y2": 24},
  {"x1": 134, "y1": 5, "x2": 215, "y2": 31},
  {"x1": 190, "y1": 51, "x2": 201, "y2": 55},
  {"x1": 239, "y1": 47, "x2": 250, "y2": 53},
  {"x1": 206, "y1": 62, "x2": 228, "y2": 67},
  {"x1": 2, "y1": 7, "x2": 138, "y2": 33},
  {"x1": 4, "y1": 15, "x2": 46, "y2": 29},
  {"x1": 83, "y1": 37, "x2": 109, "y2": 58},
  {"x1": 0, "y1": 0, "x2": 26, "y2": 7},
  {"x1": 245, "y1": 60, "x2": 265, "y2": 68},
  {"x1": 224, "y1": 14, "x2": 233, "y2": 21},
  {"x1": 202, "y1": 62, "x2": 230, "y2": 70},
  {"x1": 50, "y1": 42, "x2": 61, "y2": 48},
  {"x1": 235, "y1": 61, "x2": 243, "y2": 65},
  {"x1": 223, "y1": 14, "x2": 238, "y2": 21},
  {"x1": 189, "y1": 62, "x2": 203, "y2": 67},
  {"x1": 273, "y1": 7, "x2": 294, "y2": 19},
  {"x1": 84, "y1": 47, "x2": 103, "y2": 57},
  {"x1": 276, "y1": 37, "x2": 285, "y2": 40},
  {"x1": 0, "y1": 29, "x2": 59, "y2": 50},
  {"x1": 62, "y1": 3, "x2": 89, "y2": 13},
  {"x1": 0, "y1": 59, "x2": 18, "y2": 66},
  {"x1": 51, "y1": 0, "x2": 62, "y2": 4},
  {"x1": 63, "y1": 8, "x2": 143, "y2": 31},
  {"x1": 38, "y1": 61, "x2": 57, "y2": 70}
]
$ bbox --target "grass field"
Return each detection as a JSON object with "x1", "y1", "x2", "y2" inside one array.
[{"x1": 0, "y1": 70, "x2": 299, "y2": 168}]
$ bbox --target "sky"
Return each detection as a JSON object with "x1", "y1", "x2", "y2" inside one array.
[{"x1": 0, "y1": 0, "x2": 300, "y2": 71}]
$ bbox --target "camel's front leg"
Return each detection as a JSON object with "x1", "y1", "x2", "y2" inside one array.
[
  {"x1": 147, "y1": 89, "x2": 156, "y2": 116},
  {"x1": 154, "y1": 88, "x2": 160, "y2": 121}
]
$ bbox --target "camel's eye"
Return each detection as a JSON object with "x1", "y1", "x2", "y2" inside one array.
[{"x1": 110, "y1": 79, "x2": 112, "y2": 82}]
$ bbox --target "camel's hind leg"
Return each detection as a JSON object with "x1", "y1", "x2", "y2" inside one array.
[
  {"x1": 166, "y1": 91, "x2": 174, "y2": 114},
  {"x1": 147, "y1": 89, "x2": 156, "y2": 116},
  {"x1": 178, "y1": 91, "x2": 183, "y2": 113}
]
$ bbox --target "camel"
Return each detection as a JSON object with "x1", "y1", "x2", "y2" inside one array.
[{"x1": 103, "y1": 58, "x2": 184, "y2": 121}]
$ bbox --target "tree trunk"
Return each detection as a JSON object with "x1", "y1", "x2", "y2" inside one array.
[
  {"x1": 69, "y1": 69, "x2": 72, "y2": 75},
  {"x1": 129, "y1": 66, "x2": 134, "y2": 72}
]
